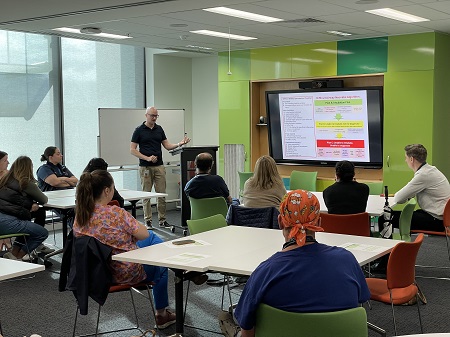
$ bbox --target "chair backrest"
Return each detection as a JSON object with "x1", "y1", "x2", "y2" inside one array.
[
  {"x1": 387, "y1": 233, "x2": 424, "y2": 290},
  {"x1": 189, "y1": 196, "x2": 229, "y2": 220},
  {"x1": 282, "y1": 177, "x2": 290, "y2": 190},
  {"x1": 398, "y1": 198, "x2": 417, "y2": 242},
  {"x1": 107, "y1": 200, "x2": 120, "y2": 207},
  {"x1": 320, "y1": 212, "x2": 370, "y2": 237},
  {"x1": 238, "y1": 171, "x2": 254, "y2": 196},
  {"x1": 289, "y1": 171, "x2": 318, "y2": 192},
  {"x1": 225, "y1": 205, "x2": 280, "y2": 229},
  {"x1": 187, "y1": 214, "x2": 227, "y2": 234},
  {"x1": 365, "y1": 182, "x2": 383, "y2": 195},
  {"x1": 255, "y1": 304, "x2": 368, "y2": 337}
]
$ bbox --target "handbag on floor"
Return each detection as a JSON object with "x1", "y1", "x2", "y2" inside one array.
[{"x1": 130, "y1": 329, "x2": 156, "y2": 337}]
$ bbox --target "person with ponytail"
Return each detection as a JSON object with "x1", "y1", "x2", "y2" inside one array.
[
  {"x1": 219, "y1": 190, "x2": 370, "y2": 337},
  {"x1": 73, "y1": 170, "x2": 176, "y2": 329}
]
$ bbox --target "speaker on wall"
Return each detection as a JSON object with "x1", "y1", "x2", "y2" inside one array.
[{"x1": 299, "y1": 79, "x2": 344, "y2": 89}]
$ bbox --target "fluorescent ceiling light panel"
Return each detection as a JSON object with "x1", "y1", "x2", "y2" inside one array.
[
  {"x1": 203, "y1": 7, "x2": 283, "y2": 23},
  {"x1": 327, "y1": 30, "x2": 352, "y2": 36},
  {"x1": 365, "y1": 8, "x2": 429, "y2": 23},
  {"x1": 190, "y1": 30, "x2": 257, "y2": 40},
  {"x1": 53, "y1": 27, "x2": 131, "y2": 39}
]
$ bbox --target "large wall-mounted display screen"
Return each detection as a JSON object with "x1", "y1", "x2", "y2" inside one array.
[{"x1": 266, "y1": 87, "x2": 383, "y2": 168}]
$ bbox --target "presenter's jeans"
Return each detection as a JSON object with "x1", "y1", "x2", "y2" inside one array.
[
  {"x1": 139, "y1": 165, "x2": 167, "y2": 224},
  {"x1": 0, "y1": 211, "x2": 48, "y2": 252},
  {"x1": 137, "y1": 230, "x2": 169, "y2": 310}
]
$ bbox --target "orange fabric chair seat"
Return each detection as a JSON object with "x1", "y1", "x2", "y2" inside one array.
[{"x1": 366, "y1": 278, "x2": 418, "y2": 305}]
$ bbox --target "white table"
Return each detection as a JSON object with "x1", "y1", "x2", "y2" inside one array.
[
  {"x1": 113, "y1": 226, "x2": 401, "y2": 334},
  {"x1": 44, "y1": 188, "x2": 167, "y2": 245},
  {"x1": 0, "y1": 258, "x2": 45, "y2": 281}
]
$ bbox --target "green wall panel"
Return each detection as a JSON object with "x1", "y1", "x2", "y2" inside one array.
[
  {"x1": 432, "y1": 33, "x2": 450, "y2": 179},
  {"x1": 291, "y1": 42, "x2": 337, "y2": 78},
  {"x1": 337, "y1": 37, "x2": 388, "y2": 75},
  {"x1": 218, "y1": 81, "x2": 250, "y2": 174},
  {"x1": 250, "y1": 46, "x2": 292, "y2": 80},
  {"x1": 388, "y1": 33, "x2": 435, "y2": 72},
  {"x1": 218, "y1": 50, "x2": 250, "y2": 82},
  {"x1": 383, "y1": 70, "x2": 434, "y2": 192}
]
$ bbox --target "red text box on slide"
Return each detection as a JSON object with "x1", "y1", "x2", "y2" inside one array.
[{"x1": 317, "y1": 140, "x2": 365, "y2": 148}]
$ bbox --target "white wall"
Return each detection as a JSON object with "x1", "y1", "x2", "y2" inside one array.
[{"x1": 192, "y1": 56, "x2": 219, "y2": 146}]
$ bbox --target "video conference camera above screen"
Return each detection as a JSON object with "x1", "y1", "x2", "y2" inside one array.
[{"x1": 266, "y1": 87, "x2": 384, "y2": 169}]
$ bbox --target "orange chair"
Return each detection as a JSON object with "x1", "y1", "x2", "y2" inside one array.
[
  {"x1": 107, "y1": 200, "x2": 120, "y2": 207},
  {"x1": 320, "y1": 212, "x2": 370, "y2": 237},
  {"x1": 366, "y1": 234, "x2": 424, "y2": 336}
]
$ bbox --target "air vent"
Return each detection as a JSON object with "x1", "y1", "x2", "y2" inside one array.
[
  {"x1": 165, "y1": 47, "x2": 216, "y2": 55},
  {"x1": 283, "y1": 18, "x2": 326, "y2": 24}
]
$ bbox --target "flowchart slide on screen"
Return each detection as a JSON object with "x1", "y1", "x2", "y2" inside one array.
[{"x1": 278, "y1": 90, "x2": 370, "y2": 162}]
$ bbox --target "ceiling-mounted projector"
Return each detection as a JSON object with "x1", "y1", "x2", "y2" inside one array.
[{"x1": 80, "y1": 27, "x2": 102, "y2": 35}]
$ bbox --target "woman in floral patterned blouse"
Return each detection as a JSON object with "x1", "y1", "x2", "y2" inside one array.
[{"x1": 73, "y1": 170, "x2": 176, "y2": 329}]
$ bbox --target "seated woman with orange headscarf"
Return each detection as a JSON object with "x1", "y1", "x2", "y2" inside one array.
[{"x1": 219, "y1": 189, "x2": 370, "y2": 337}]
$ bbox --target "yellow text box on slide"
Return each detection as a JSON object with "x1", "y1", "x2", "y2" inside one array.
[{"x1": 316, "y1": 121, "x2": 364, "y2": 128}]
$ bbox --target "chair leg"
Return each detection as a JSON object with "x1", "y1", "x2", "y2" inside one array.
[
  {"x1": 73, "y1": 306, "x2": 79, "y2": 337},
  {"x1": 445, "y1": 234, "x2": 450, "y2": 265},
  {"x1": 389, "y1": 291, "x2": 398, "y2": 336},
  {"x1": 225, "y1": 275, "x2": 234, "y2": 316},
  {"x1": 95, "y1": 303, "x2": 101, "y2": 337},
  {"x1": 184, "y1": 280, "x2": 191, "y2": 322},
  {"x1": 129, "y1": 288, "x2": 140, "y2": 329},
  {"x1": 143, "y1": 285, "x2": 158, "y2": 332},
  {"x1": 415, "y1": 294, "x2": 424, "y2": 333}
]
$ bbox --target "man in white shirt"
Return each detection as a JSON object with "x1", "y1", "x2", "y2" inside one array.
[{"x1": 394, "y1": 144, "x2": 450, "y2": 232}]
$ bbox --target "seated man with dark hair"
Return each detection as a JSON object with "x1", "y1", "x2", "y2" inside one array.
[
  {"x1": 323, "y1": 160, "x2": 369, "y2": 214},
  {"x1": 184, "y1": 152, "x2": 233, "y2": 205},
  {"x1": 219, "y1": 190, "x2": 370, "y2": 337}
]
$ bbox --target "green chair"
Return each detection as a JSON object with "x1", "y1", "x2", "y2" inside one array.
[
  {"x1": 238, "y1": 171, "x2": 253, "y2": 198},
  {"x1": 185, "y1": 214, "x2": 232, "y2": 328},
  {"x1": 393, "y1": 198, "x2": 417, "y2": 242},
  {"x1": 255, "y1": 304, "x2": 368, "y2": 337},
  {"x1": 187, "y1": 214, "x2": 227, "y2": 235},
  {"x1": 365, "y1": 182, "x2": 383, "y2": 195},
  {"x1": 282, "y1": 177, "x2": 290, "y2": 190},
  {"x1": 289, "y1": 170, "x2": 318, "y2": 192},
  {"x1": 189, "y1": 196, "x2": 229, "y2": 220}
]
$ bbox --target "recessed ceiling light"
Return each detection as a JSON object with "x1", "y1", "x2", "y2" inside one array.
[
  {"x1": 327, "y1": 30, "x2": 352, "y2": 36},
  {"x1": 190, "y1": 30, "x2": 257, "y2": 41},
  {"x1": 365, "y1": 8, "x2": 429, "y2": 23},
  {"x1": 203, "y1": 7, "x2": 283, "y2": 23},
  {"x1": 291, "y1": 58, "x2": 323, "y2": 63},
  {"x1": 53, "y1": 27, "x2": 131, "y2": 39}
]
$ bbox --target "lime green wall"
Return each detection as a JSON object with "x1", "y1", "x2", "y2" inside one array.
[
  {"x1": 433, "y1": 33, "x2": 450, "y2": 179},
  {"x1": 218, "y1": 50, "x2": 251, "y2": 175}
]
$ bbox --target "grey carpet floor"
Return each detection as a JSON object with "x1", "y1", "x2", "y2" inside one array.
[{"x1": 1, "y1": 209, "x2": 450, "y2": 337}]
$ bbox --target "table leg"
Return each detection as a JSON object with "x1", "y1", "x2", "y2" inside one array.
[
  {"x1": 61, "y1": 210, "x2": 69, "y2": 247},
  {"x1": 129, "y1": 200, "x2": 137, "y2": 218},
  {"x1": 174, "y1": 269, "x2": 184, "y2": 334}
]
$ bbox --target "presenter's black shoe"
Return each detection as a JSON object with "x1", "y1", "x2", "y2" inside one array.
[{"x1": 159, "y1": 221, "x2": 171, "y2": 228}]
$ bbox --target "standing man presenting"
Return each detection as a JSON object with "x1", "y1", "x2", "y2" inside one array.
[{"x1": 131, "y1": 107, "x2": 190, "y2": 229}]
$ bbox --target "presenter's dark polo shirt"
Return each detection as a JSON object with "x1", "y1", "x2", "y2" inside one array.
[
  {"x1": 323, "y1": 181, "x2": 369, "y2": 214},
  {"x1": 131, "y1": 122, "x2": 167, "y2": 167}
]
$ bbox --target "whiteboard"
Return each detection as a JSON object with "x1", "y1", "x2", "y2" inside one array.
[{"x1": 98, "y1": 108, "x2": 185, "y2": 166}]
